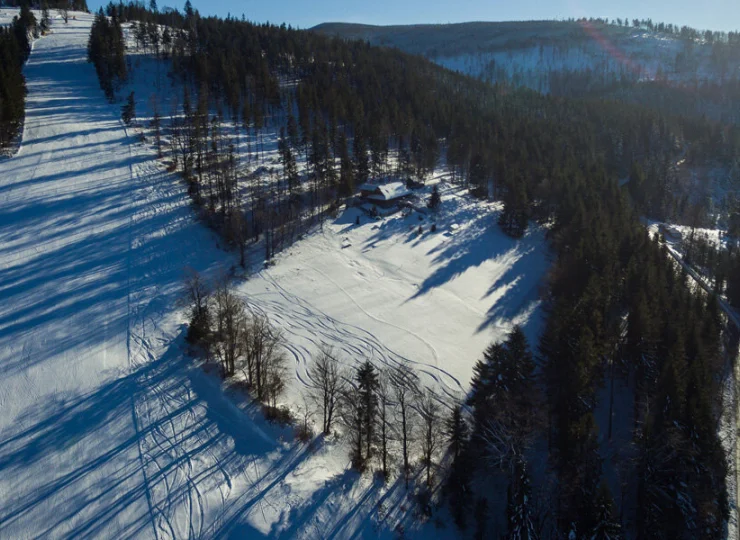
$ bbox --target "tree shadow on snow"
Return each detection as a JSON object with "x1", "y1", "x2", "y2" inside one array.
[
  {"x1": 232, "y1": 466, "x2": 429, "y2": 539},
  {"x1": 0, "y1": 330, "x2": 314, "y2": 539},
  {"x1": 396, "y1": 207, "x2": 549, "y2": 335}
]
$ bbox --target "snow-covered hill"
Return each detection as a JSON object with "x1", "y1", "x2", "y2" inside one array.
[
  {"x1": 0, "y1": 10, "x2": 550, "y2": 538},
  {"x1": 315, "y1": 20, "x2": 740, "y2": 121},
  {"x1": 315, "y1": 20, "x2": 739, "y2": 85}
]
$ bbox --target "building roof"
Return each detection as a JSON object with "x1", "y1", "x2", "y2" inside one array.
[
  {"x1": 360, "y1": 181, "x2": 411, "y2": 201},
  {"x1": 358, "y1": 182, "x2": 378, "y2": 192}
]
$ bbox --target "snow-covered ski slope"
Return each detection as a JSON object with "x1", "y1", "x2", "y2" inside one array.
[
  {"x1": 0, "y1": 12, "x2": 152, "y2": 537},
  {"x1": 0, "y1": 12, "x2": 298, "y2": 538},
  {"x1": 0, "y1": 11, "x2": 549, "y2": 538}
]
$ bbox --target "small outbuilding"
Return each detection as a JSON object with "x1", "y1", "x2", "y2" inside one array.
[{"x1": 358, "y1": 181, "x2": 412, "y2": 208}]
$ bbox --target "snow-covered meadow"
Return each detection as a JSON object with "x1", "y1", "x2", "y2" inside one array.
[{"x1": 239, "y1": 185, "x2": 548, "y2": 401}]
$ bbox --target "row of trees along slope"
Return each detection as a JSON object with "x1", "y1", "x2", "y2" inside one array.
[
  {"x1": 87, "y1": 8, "x2": 126, "y2": 100},
  {"x1": 98, "y1": 2, "x2": 734, "y2": 537},
  {"x1": 183, "y1": 272, "x2": 448, "y2": 497},
  {"x1": 1, "y1": 0, "x2": 90, "y2": 150},
  {"x1": 0, "y1": 2, "x2": 34, "y2": 150}
]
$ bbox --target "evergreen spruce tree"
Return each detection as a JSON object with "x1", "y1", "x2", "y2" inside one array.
[
  {"x1": 445, "y1": 403, "x2": 469, "y2": 460},
  {"x1": 353, "y1": 129, "x2": 369, "y2": 185},
  {"x1": 498, "y1": 181, "x2": 528, "y2": 238},
  {"x1": 507, "y1": 459, "x2": 537, "y2": 540},
  {"x1": 356, "y1": 360, "x2": 379, "y2": 462},
  {"x1": 278, "y1": 128, "x2": 300, "y2": 197},
  {"x1": 338, "y1": 131, "x2": 355, "y2": 197},
  {"x1": 591, "y1": 481, "x2": 622, "y2": 540},
  {"x1": 19, "y1": 1, "x2": 37, "y2": 39},
  {"x1": 445, "y1": 403, "x2": 472, "y2": 530},
  {"x1": 121, "y1": 91, "x2": 136, "y2": 126},
  {"x1": 428, "y1": 185, "x2": 441, "y2": 210},
  {"x1": 446, "y1": 449, "x2": 473, "y2": 530}
]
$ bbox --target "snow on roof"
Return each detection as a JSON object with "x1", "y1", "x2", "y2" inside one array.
[{"x1": 363, "y1": 181, "x2": 411, "y2": 201}]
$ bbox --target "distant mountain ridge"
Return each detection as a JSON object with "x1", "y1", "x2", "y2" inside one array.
[
  {"x1": 313, "y1": 20, "x2": 626, "y2": 57},
  {"x1": 314, "y1": 19, "x2": 740, "y2": 122}
]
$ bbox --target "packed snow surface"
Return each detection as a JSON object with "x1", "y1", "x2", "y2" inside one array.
[{"x1": 0, "y1": 10, "x2": 549, "y2": 538}]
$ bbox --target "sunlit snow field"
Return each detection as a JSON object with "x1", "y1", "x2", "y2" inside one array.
[{"x1": 240, "y1": 183, "x2": 548, "y2": 401}]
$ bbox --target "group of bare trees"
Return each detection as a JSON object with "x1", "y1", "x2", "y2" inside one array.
[
  {"x1": 184, "y1": 270, "x2": 447, "y2": 487},
  {"x1": 166, "y1": 86, "x2": 315, "y2": 267},
  {"x1": 184, "y1": 270, "x2": 288, "y2": 407},
  {"x1": 303, "y1": 348, "x2": 446, "y2": 489}
]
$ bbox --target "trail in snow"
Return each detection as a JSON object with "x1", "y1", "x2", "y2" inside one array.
[
  {"x1": 0, "y1": 14, "x2": 152, "y2": 538},
  {"x1": 239, "y1": 196, "x2": 549, "y2": 400},
  {"x1": 247, "y1": 268, "x2": 464, "y2": 401}
]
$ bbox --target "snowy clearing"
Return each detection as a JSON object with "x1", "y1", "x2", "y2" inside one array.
[{"x1": 239, "y1": 188, "x2": 549, "y2": 401}]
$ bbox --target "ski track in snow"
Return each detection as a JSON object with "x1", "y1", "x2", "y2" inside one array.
[{"x1": 246, "y1": 268, "x2": 464, "y2": 402}]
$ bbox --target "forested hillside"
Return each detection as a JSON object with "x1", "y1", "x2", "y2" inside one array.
[
  {"x1": 0, "y1": 2, "x2": 34, "y2": 150},
  {"x1": 316, "y1": 19, "x2": 740, "y2": 122},
  {"x1": 318, "y1": 20, "x2": 740, "y2": 233},
  {"x1": 90, "y1": 3, "x2": 736, "y2": 536}
]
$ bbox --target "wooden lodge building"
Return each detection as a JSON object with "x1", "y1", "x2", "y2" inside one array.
[{"x1": 358, "y1": 181, "x2": 412, "y2": 208}]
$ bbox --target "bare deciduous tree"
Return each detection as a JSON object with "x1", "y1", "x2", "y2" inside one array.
[
  {"x1": 262, "y1": 338, "x2": 288, "y2": 407},
  {"x1": 390, "y1": 360, "x2": 419, "y2": 489},
  {"x1": 58, "y1": 7, "x2": 69, "y2": 24},
  {"x1": 242, "y1": 312, "x2": 287, "y2": 403},
  {"x1": 184, "y1": 268, "x2": 208, "y2": 313},
  {"x1": 417, "y1": 388, "x2": 442, "y2": 488},
  {"x1": 150, "y1": 94, "x2": 163, "y2": 158},
  {"x1": 377, "y1": 370, "x2": 392, "y2": 479},
  {"x1": 481, "y1": 416, "x2": 538, "y2": 477},
  {"x1": 296, "y1": 394, "x2": 314, "y2": 442},
  {"x1": 213, "y1": 281, "x2": 246, "y2": 377},
  {"x1": 307, "y1": 345, "x2": 346, "y2": 435}
]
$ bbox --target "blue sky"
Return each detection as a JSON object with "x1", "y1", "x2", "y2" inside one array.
[{"x1": 91, "y1": 0, "x2": 740, "y2": 32}]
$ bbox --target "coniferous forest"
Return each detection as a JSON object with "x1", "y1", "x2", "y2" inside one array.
[
  {"x1": 1, "y1": 0, "x2": 92, "y2": 151},
  {"x1": 86, "y1": 1, "x2": 738, "y2": 536},
  {"x1": 87, "y1": 9, "x2": 127, "y2": 99},
  {"x1": 0, "y1": 1, "x2": 35, "y2": 150}
]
